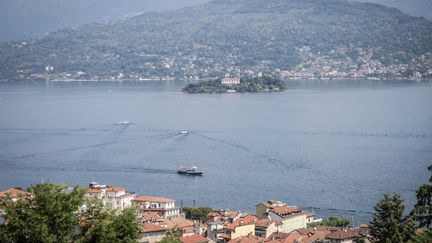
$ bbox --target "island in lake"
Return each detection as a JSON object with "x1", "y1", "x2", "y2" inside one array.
[{"x1": 182, "y1": 76, "x2": 286, "y2": 94}]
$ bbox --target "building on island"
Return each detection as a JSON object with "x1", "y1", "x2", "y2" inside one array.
[{"x1": 221, "y1": 78, "x2": 240, "y2": 85}]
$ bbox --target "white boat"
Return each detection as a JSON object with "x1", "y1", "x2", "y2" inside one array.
[
  {"x1": 180, "y1": 130, "x2": 189, "y2": 134},
  {"x1": 118, "y1": 120, "x2": 131, "y2": 125}
]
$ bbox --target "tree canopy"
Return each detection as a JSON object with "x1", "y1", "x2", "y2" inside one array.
[
  {"x1": 0, "y1": 183, "x2": 141, "y2": 243},
  {"x1": 182, "y1": 207, "x2": 213, "y2": 222},
  {"x1": 411, "y1": 164, "x2": 432, "y2": 229},
  {"x1": 370, "y1": 193, "x2": 415, "y2": 243}
]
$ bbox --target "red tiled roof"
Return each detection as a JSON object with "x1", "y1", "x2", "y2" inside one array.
[
  {"x1": 133, "y1": 195, "x2": 175, "y2": 203},
  {"x1": 268, "y1": 232, "x2": 289, "y2": 241},
  {"x1": 255, "y1": 219, "x2": 276, "y2": 228},
  {"x1": 86, "y1": 188, "x2": 102, "y2": 193},
  {"x1": 106, "y1": 186, "x2": 126, "y2": 192},
  {"x1": 228, "y1": 234, "x2": 265, "y2": 243},
  {"x1": 257, "y1": 200, "x2": 285, "y2": 209},
  {"x1": 180, "y1": 234, "x2": 209, "y2": 243},
  {"x1": 271, "y1": 206, "x2": 301, "y2": 216},
  {"x1": 141, "y1": 211, "x2": 163, "y2": 222},
  {"x1": 325, "y1": 229, "x2": 361, "y2": 240},
  {"x1": 224, "y1": 211, "x2": 240, "y2": 219},
  {"x1": 224, "y1": 215, "x2": 258, "y2": 230},
  {"x1": 0, "y1": 188, "x2": 31, "y2": 198},
  {"x1": 142, "y1": 223, "x2": 167, "y2": 233},
  {"x1": 162, "y1": 217, "x2": 194, "y2": 230},
  {"x1": 282, "y1": 233, "x2": 304, "y2": 243}
]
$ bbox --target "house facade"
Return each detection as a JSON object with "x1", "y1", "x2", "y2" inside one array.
[
  {"x1": 267, "y1": 206, "x2": 307, "y2": 233},
  {"x1": 83, "y1": 183, "x2": 136, "y2": 211},
  {"x1": 133, "y1": 196, "x2": 180, "y2": 219}
]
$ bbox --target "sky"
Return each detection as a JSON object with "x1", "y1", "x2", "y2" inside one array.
[{"x1": 0, "y1": 0, "x2": 430, "y2": 42}]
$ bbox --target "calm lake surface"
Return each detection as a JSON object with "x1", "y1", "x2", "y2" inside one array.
[{"x1": 1, "y1": 80, "x2": 431, "y2": 224}]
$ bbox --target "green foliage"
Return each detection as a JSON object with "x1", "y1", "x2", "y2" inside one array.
[
  {"x1": 409, "y1": 230, "x2": 432, "y2": 243},
  {"x1": 307, "y1": 216, "x2": 350, "y2": 228},
  {"x1": 370, "y1": 193, "x2": 415, "y2": 243},
  {"x1": 182, "y1": 207, "x2": 213, "y2": 222},
  {"x1": 159, "y1": 228, "x2": 182, "y2": 243},
  {"x1": 0, "y1": 183, "x2": 85, "y2": 243},
  {"x1": 1, "y1": 0, "x2": 431, "y2": 81},
  {"x1": 411, "y1": 164, "x2": 432, "y2": 229},
  {"x1": 0, "y1": 183, "x2": 141, "y2": 243},
  {"x1": 182, "y1": 76, "x2": 286, "y2": 93},
  {"x1": 78, "y1": 207, "x2": 141, "y2": 243}
]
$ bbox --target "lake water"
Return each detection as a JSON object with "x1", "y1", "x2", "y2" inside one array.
[{"x1": 0, "y1": 80, "x2": 431, "y2": 224}]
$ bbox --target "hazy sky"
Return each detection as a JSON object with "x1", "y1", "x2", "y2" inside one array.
[{"x1": 0, "y1": 0, "x2": 430, "y2": 41}]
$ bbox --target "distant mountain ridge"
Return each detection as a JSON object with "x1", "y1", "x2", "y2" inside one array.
[
  {"x1": 1, "y1": 0, "x2": 432, "y2": 81},
  {"x1": 0, "y1": 0, "x2": 208, "y2": 41}
]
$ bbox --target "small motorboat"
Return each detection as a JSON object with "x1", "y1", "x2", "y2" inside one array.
[
  {"x1": 180, "y1": 130, "x2": 189, "y2": 134},
  {"x1": 117, "y1": 120, "x2": 131, "y2": 125},
  {"x1": 177, "y1": 166, "x2": 203, "y2": 176}
]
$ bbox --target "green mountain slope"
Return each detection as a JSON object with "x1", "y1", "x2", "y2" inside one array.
[{"x1": 1, "y1": 0, "x2": 432, "y2": 81}]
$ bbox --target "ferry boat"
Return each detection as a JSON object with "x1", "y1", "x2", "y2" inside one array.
[{"x1": 177, "y1": 166, "x2": 203, "y2": 176}]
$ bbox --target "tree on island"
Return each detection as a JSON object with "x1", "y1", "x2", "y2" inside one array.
[
  {"x1": 181, "y1": 76, "x2": 286, "y2": 94},
  {"x1": 411, "y1": 164, "x2": 432, "y2": 229},
  {"x1": 370, "y1": 193, "x2": 415, "y2": 242}
]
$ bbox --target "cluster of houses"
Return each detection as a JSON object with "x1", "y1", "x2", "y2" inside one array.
[{"x1": 0, "y1": 184, "x2": 370, "y2": 243}]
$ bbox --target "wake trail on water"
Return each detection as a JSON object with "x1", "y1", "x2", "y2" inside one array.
[
  {"x1": 189, "y1": 131, "x2": 366, "y2": 195},
  {"x1": 12, "y1": 130, "x2": 178, "y2": 160}
]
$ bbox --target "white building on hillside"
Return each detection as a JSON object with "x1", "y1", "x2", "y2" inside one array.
[
  {"x1": 221, "y1": 78, "x2": 240, "y2": 85},
  {"x1": 84, "y1": 182, "x2": 136, "y2": 211},
  {"x1": 133, "y1": 196, "x2": 180, "y2": 219}
]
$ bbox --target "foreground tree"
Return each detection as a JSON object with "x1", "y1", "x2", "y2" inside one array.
[
  {"x1": 409, "y1": 230, "x2": 432, "y2": 243},
  {"x1": 370, "y1": 193, "x2": 415, "y2": 242},
  {"x1": 0, "y1": 183, "x2": 85, "y2": 243},
  {"x1": 0, "y1": 183, "x2": 141, "y2": 243},
  {"x1": 78, "y1": 207, "x2": 141, "y2": 243},
  {"x1": 411, "y1": 164, "x2": 432, "y2": 229}
]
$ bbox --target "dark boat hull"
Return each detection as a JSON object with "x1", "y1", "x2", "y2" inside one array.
[{"x1": 177, "y1": 171, "x2": 203, "y2": 176}]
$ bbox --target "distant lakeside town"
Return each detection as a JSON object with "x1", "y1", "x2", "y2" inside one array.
[
  {"x1": 9, "y1": 49, "x2": 432, "y2": 83},
  {"x1": 0, "y1": 182, "x2": 369, "y2": 243}
]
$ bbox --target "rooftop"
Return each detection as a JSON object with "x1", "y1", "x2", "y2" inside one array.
[
  {"x1": 271, "y1": 206, "x2": 302, "y2": 217},
  {"x1": 225, "y1": 215, "x2": 258, "y2": 230},
  {"x1": 180, "y1": 234, "x2": 209, "y2": 243},
  {"x1": 133, "y1": 195, "x2": 175, "y2": 203},
  {"x1": 0, "y1": 188, "x2": 31, "y2": 198},
  {"x1": 106, "y1": 186, "x2": 127, "y2": 192},
  {"x1": 325, "y1": 228, "x2": 361, "y2": 240},
  {"x1": 142, "y1": 223, "x2": 167, "y2": 233}
]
